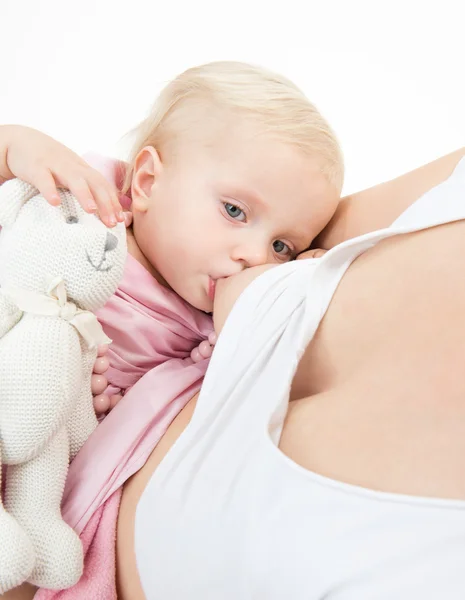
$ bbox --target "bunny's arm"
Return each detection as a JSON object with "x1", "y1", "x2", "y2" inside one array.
[{"x1": 0, "y1": 288, "x2": 22, "y2": 338}]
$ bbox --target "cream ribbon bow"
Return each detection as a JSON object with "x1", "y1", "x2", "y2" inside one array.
[{"x1": 2, "y1": 277, "x2": 112, "y2": 350}]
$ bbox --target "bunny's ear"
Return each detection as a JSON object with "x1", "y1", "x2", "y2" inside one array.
[{"x1": 0, "y1": 178, "x2": 39, "y2": 227}]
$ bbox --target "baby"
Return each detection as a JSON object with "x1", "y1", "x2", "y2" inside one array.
[
  {"x1": 2, "y1": 61, "x2": 342, "y2": 414},
  {"x1": 1, "y1": 61, "x2": 342, "y2": 596}
]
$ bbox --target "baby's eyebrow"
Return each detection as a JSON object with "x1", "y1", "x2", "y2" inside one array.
[{"x1": 226, "y1": 185, "x2": 267, "y2": 209}]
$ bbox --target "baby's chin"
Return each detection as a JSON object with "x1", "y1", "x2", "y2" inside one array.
[{"x1": 213, "y1": 264, "x2": 277, "y2": 335}]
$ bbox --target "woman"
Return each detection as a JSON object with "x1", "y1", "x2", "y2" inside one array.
[
  {"x1": 5, "y1": 145, "x2": 465, "y2": 599},
  {"x1": 115, "y1": 146, "x2": 465, "y2": 599}
]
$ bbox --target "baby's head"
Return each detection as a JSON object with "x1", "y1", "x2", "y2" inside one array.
[{"x1": 124, "y1": 61, "x2": 343, "y2": 312}]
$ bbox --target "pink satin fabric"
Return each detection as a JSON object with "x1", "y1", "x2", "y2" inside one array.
[
  {"x1": 63, "y1": 251, "x2": 213, "y2": 531},
  {"x1": 34, "y1": 154, "x2": 214, "y2": 598}
]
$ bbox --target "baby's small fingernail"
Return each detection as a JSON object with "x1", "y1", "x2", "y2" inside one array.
[
  {"x1": 117, "y1": 211, "x2": 124, "y2": 222},
  {"x1": 87, "y1": 201, "x2": 98, "y2": 213},
  {"x1": 93, "y1": 394, "x2": 111, "y2": 414},
  {"x1": 107, "y1": 214, "x2": 117, "y2": 227},
  {"x1": 97, "y1": 344, "x2": 109, "y2": 356}
]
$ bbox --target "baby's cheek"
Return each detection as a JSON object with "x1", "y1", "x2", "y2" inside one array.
[{"x1": 213, "y1": 265, "x2": 276, "y2": 334}]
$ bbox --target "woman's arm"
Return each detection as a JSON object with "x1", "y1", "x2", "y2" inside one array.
[{"x1": 314, "y1": 146, "x2": 465, "y2": 249}]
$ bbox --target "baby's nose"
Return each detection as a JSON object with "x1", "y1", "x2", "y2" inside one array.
[
  {"x1": 238, "y1": 246, "x2": 269, "y2": 268},
  {"x1": 104, "y1": 231, "x2": 118, "y2": 252},
  {"x1": 231, "y1": 236, "x2": 270, "y2": 268}
]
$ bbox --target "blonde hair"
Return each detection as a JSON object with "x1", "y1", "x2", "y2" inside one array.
[{"x1": 123, "y1": 61, "x2": 344, "y2": 193}]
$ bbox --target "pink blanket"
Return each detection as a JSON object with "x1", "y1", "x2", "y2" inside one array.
[{"x1": 35, "y1": 154, "x2": 213, "y2": 599}]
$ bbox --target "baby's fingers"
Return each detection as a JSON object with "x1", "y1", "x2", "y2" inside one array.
[
  {"x1": 94, "y1": 394, "x2": 111, "y2": 415},
  {"x1": 297, "y1": 248, "x2": 327, "y2": 260},
  {"x1": 34, "y1": 169, "x2": 62, "y2": 206},
  {"x1": 56, "y1": 169, "x2": 124, "y2": 227},
  {"x1": 93, "y1": 355, "x2": 110, "y2": 374},
  {"x1": 86, "y1": 178, "x2": 125, "y2": 227},
  {"x1": 64, "y1": 177, "x2": 99, "y2": 215},
  {"x1": 92, "y1": 374, "x2": 108, "y2": 395}
]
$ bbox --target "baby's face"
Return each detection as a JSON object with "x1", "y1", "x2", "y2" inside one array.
[{"x1": 132, "y1": 121, "x2": 339, "y2": 312}]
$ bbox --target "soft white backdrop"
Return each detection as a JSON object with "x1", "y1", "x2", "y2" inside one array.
[{"x1": 1, "y1": 0, "x2": 464, "y2": 196}]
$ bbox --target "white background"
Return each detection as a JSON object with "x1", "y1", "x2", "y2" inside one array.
[{"x1": 1, "y1": 0, "x2": 464, "y2": 196}]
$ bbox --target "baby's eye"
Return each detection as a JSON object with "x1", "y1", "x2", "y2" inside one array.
[
  {"x1": 224, "y1": 202, "x2": 246, "y2": 222},
  {"x1": 66, "y1": 215, "x2": 79, "y2": 224},
  {"x1": 273, "y1": 240, "x2": 292, "y2": 258}
]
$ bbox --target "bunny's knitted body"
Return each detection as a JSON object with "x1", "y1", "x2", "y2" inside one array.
[{"x1": 0, "y1": 179, "x2": 126, "y2": 593}]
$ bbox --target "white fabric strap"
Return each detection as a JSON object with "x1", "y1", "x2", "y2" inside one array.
[{"x1": 3, "y1": 277, "x2": 111, "y2": 350}]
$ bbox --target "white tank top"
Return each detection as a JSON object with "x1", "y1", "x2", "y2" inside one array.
[{"x1": 136, "y1": 158, "x2": 465, "y2": 599}]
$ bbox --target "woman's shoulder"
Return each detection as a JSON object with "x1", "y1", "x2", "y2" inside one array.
[{"x1": 316, "y1": 147, "x2": 465, "y2": 249}]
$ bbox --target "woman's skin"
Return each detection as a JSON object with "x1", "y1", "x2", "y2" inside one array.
[{"x1": 4, "y1": 147, "x2": 465, "y2": 600}]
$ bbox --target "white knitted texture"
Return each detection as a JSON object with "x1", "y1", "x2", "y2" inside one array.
[{"x1": 0, "y1": 179, "x2": 127, "y2": 593}]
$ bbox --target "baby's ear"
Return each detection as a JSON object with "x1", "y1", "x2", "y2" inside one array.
[
  {"x1": 131, "y1": 146, "x2": 162, "y2": 213},
  {"x1": 0, "y1": 179, "x2": 39, "y2": 227}
]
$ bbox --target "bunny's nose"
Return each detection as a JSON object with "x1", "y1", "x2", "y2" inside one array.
[{"x1": 104, "y1": 232, "x2": 118, "y2": 252}]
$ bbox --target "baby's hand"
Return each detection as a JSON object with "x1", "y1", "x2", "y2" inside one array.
[
  {"x1": 189, "y1": 332, "x2": 217, "y2": 363},
  {"x1": 91, "y1": 345, "x2": 123, "y2": 415},
  {"x1": 296, "y1": 248, "x2": 327, "y2": 260},
  {"x1": 0, "y1": 125, "x2": 124, "y2": 227}
]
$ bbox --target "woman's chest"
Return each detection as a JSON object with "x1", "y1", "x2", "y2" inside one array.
[
  {"x1": 287, "y1": 222, "x2": 465, "y2": 500},
  {"x1": 281, "y1": 381, "x2": 465, "y2": 500},
  {"x1": 292, "y1": 222, "x2": 465, "y2": 400}
]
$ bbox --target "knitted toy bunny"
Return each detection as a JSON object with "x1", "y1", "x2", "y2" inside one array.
[{"x1": 0, "y1": 179, "x2": 127, "y2": 593}]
